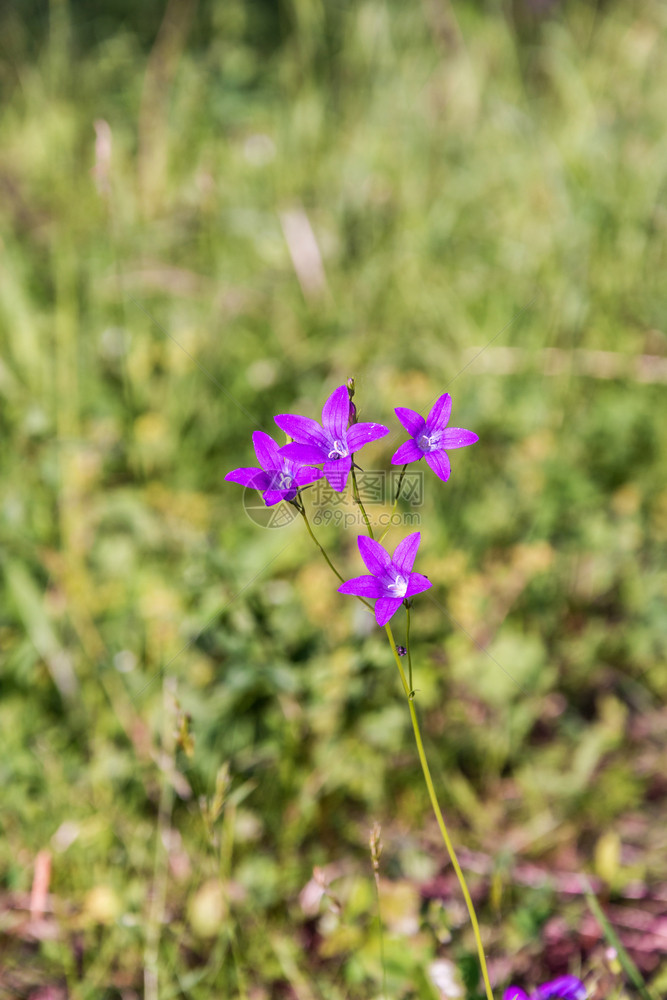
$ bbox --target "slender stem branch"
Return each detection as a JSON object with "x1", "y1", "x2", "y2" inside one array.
[
  {"x1": 298, "y1": 502, "x2": 345, "y2": 582},
  {"x1": 296, "y1": 470, "x2": 493, "y2": 996},
  {"x1": 378, "y1": 464, "x2": 408, "y2": 544},
  {"x1": 350, "y1": 465, "x2": 374, "y2": 539},
  {"x1": 405, "y1": 604, "x2": 414, "y2": 694},
  {"x1": 384, "y1": 623, "x2": 494, "y2": 1000},
  {"x1": 297, "y1": 498, "x2": 373, "y2": 611}
]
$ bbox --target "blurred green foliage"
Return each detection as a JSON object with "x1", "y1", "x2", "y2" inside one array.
[{"x1": 0, "y1": 0, "x2": 665, "y2": 996}]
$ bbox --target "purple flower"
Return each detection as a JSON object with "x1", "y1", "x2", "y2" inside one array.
[
  {"x1": 391, "y1": 392, "x2": 478, "y2": 482},
  {"x1": 503, "y1": 976, "x2": 587, "y2": 1000},
  {"x1": 275, "y1": 384, "x2": 389, "y2": 493},
  {"x1": 225, "y1": 431, "x2": 323, "y2": 506},
  {"x1": 338, "y1": 532, "x2": 432, "y2": 626}
]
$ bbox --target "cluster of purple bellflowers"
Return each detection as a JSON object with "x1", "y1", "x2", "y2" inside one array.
[
  {"x1": 225, "y1": 382, "x2": 478, "y2": 627},
  {"x1": 226, "y1": 382, "x2": 589, "y2": 1000}
]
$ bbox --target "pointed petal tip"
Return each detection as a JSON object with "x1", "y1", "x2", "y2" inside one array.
[
  {"x1": 347, "y1": 421, "x2": 390, "y2": 454},
  {"x1": 224, "y1": 467, "x2": 270, "y2": 489},
  {"x1": 274, "y1": 412, "x2": 328, "y2": 449},
  {"x1": 338, "y1": 575, "x2": 384, "y2": 598},
  {"x1": 426, "y1": 392, "x2": 453, "y2": 432},
  {"x1": 322, "y1": 384, "x2": 351, "y2": 440},
  {"x1": 391, "y1": 532, "x2": 422, "y2": 575},
  {"x1": 425, "y1": 449, "x2": 451, "y2": 482},
  {"x1": 391, "y1": 439, "x2": 424, "y2": 465},
  {"x1": 374, "y1": 596, "x2": 403, "y2": 627},
  {"x1": 394, "y1": 406, "x2": 426, "y2": 437},
  {"x1": 441, "y1": 427, "x2": 479, "y2": 450}
]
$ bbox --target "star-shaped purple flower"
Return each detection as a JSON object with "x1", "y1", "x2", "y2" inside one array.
[
  {"x1": 225, "y1": 431, "x2": 323, "y2": 506},
  {"x1": 503, "y1": 976, "x2": 587, "y2": 1000},
  {"x1": 275, "y1": 384, "x2": 389, "y2": 493},
  {"x1": 338, "y1": 532, "x2": 432, "y2": 626},
  {"x1": 391, "y1": 392, "x2": 478, "y2": 482}
]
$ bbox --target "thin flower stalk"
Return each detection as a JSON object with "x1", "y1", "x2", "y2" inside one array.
[
  {"x1": 378, "y1": 463, "x2": 408, "y2": 544},
  {"x1": 405, "y1": 603, "x2": 414, "y2": 694},
  {"x1": 385, "y1": 623, "x2": 495, "y2": 1000},
  {"x1": 297, "y1": 497, "x2": 373, "y2": 612},
  {"x1": 350, "y1": 464, "x2": 375, "y2": 538},
  {"x1": 314, "y1": 522, "x2": 494, "y2": 998},
  {"x1": 296, "y1": 499, "x2": 345, "y2": 584}
]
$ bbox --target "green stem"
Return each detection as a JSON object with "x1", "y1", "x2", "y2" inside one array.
[
  {"x1": 405, "y1": 604, "x2": 414, "y2": 694},
  {"x1": 384, "y1": 623, "x2": 495, "y2": 1000},
  {"x1": 297, "y1": 499, "x2": 373, "y2": 611},
  {"x1": 350, "y1": 465, "x2": 374, "y2": 539},
  {"x1": 378, "y1": 464, "x2": 407, "y2": 544},
  {"x1": 298, "y1": 502, "x2": 345, "y2": 583},
  {"x1": 297, "y1": 480, "x2": 493, "y2": 996}
]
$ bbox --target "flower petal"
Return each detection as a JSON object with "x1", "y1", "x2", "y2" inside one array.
[
  {"x1": 357, "y1": 535, "x2": 393, "y2": 581},
  {"x1": 281, "y1": 442, "x2": 326, "y2": 465},
  {"x1": 252, "y1": 431, "x2": 282, "y2": 471},
  {"x1": 395, "y1": 407, "x2": 426, "y2": 436},
  {"x1": 534, "y1": 977, "x2": 587, "y2": 1000},
  {"x1": 391, "y1": 440, "x2": 424, "y2": 465},
  {"x1": 321, "y1": 385, "x2": 350, "y2": 441},
  {"x1": 405, "y1": 572, "x2": 432, "y2": 598},
  {"x1": 294, "y1": 465, "x2": 324, "y2": 487},
  {"x1": 503, "y1": 990, "x2": 530, "y2": 1000},
  {"x1": 375, "y1": 596, "x2": 403, "y2": 626},
  {"x1": 440, "y1": 427, "x2": 479, "y2": 450},
  {"x1": 338, "y1": 575, "x2": 385, "y2": 598},
  {"x1": 274, "y1": 413, "x2": 328, "y2": 448},
  {"x1": 225, "y1": 467, "x2": 271, "y2": 489},
  {"x1": 392, "y1": 532, "x2": 421, "y2": 575},
  {"x1": 425, "y1": 449, "x2": 451, "y2": 482},
  {"x1": 346, "y1": 421, "x2": 389, "y2": 454},
  {"x1": 262, "y1": 489, "x2": 287, "y2": 506},
  {"x1": 426, "y1": 393, "x2": 452, "y2": 432},
  {"x1": 324, "y1": 456, "x2": 351, "y2": 492}
]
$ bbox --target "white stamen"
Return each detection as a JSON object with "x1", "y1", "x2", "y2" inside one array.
[
  {"x1": 417, "y1": 431, "x2": 438, "y2": 452},
  {"x1": 386, "y1": 574, "x2": 408, "y2": 598},
  {"x1": 327, "y1": 439, "x2": 348, "y2": 461}
]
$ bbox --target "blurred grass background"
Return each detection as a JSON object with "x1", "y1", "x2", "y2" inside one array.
[{"x1": 0, "y1": 0, "x2": 666, "y2": 996}]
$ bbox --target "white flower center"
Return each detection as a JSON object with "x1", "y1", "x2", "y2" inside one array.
[
  {"x1": 327, "y1": 438, "x2": 348, "y2": 461},
  {"x1": 386, "y1": 574, "x2": 408, "y2": 598},
  {"x1": 417, "y1": 431, "x2": 438, "y2": 452},
  {"x1": 276, "y1": 472, "x2": 293, "y2": 490}
]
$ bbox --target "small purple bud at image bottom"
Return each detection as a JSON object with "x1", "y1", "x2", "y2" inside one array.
[{"x1": 503, "y1": 975, "x2": 587, "y2": 1000}]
